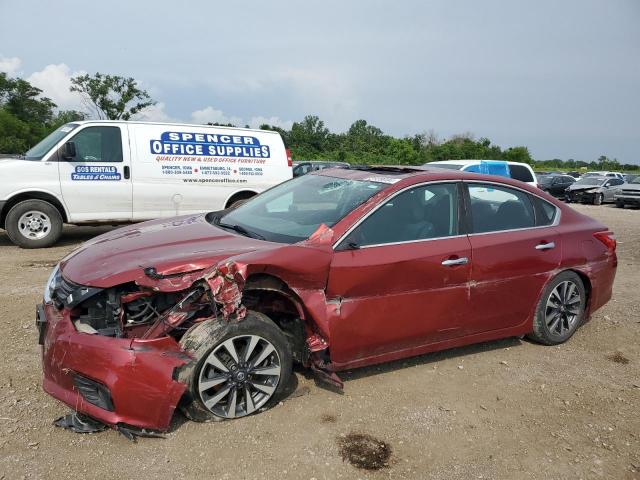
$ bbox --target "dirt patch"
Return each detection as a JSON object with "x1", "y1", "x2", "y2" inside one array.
[
  {"x1": 21, "y1": 260, "x2": 58, "y2": 268},
  {"x1": 337, "y1": 432, "x2": 391, "y2": 470},
  {"x1": 607, "y1": 351, "x2": 630, "y2": 364},
  {"x1": 321, "y1": 413, "x2": 337, "y2": 423}
]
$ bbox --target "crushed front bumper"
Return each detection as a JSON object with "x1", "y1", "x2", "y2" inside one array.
[{"x1": 39, "y1": 303, "x2": 190, "y2": 431}]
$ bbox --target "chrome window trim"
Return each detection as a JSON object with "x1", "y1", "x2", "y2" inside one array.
[
  {"x1": 463, "y1": 179, "x2": 561, "y2": 230},
  {"x1": 332, "y1": 180, "x2": 461, "y2": 250},
  {"x1": 332, "y1": 178, "x2": 561, "y2": 251}
]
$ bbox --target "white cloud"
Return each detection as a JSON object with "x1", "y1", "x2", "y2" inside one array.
[
  {"x1": 0, "y1": 56, "x2": 21, "y2": 76},
  {"x1": 27, "y1": 63, "x2": 85, "y2": 111},
  {"x1": 247, "y1": 115, "x2": 293, "y2": 130},
  {"x1": 133, "y1": 102, "x2": 174, "y2": 122},
  {"x1": 190, "y1": 106, "x2": 243, "y2": 126}
]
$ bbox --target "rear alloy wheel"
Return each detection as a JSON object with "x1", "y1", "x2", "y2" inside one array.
[
  {"x1": 528, "y1": 272, "x2": 586, "y2": 345},
  {"x1": 178, "y1": 311, "x2": 292, "y2": 421},
  {"x1": 593, "y1": 193, "x2": 603, "y2": 205}
]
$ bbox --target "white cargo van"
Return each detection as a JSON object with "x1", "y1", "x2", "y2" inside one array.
[{"x1": 0, "y1": 121, "x2": 292, "y2": 248}]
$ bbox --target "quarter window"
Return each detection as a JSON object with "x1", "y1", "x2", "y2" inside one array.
[
  {"x1": 344, "y1": 183, "x2": 459, "y2": 247},
  {"x1": 468, "y1": 184, "x2": 535, "y2": 233},
  {"x1": 65, "y1": 126, "x2": 123, "y2": 162},
  {"x1": 509, "y1": 164, "x2": 535, "y2": 183}
]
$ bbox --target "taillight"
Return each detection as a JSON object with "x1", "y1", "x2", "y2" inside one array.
[
  {"x1": 286, "y1": 148, "x2": 292, "y2": 167},
  {"x1": 593, "y1": 231, "x2": 616, "y2": 252}
]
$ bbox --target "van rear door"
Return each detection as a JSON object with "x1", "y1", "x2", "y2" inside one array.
[{"x1": 57, "y1": 124, "x2": 133, "y2": 222}]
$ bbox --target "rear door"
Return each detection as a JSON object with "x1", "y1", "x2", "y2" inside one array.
[
  {"x1": 326, "y1": 182, "x2": 472, "y2": 365},
  {"x1": 463, "y1": 182, "x2": 561, "y2": 335},
  {"x1": 57, "y1": 124, "x2": 133, "y2": 222}
]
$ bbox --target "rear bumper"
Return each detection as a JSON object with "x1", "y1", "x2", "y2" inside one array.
[{"x1": 39, "y1": 303, "x2": 190, "y2": 431}]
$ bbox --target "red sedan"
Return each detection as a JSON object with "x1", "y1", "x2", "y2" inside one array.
[{"x1": 38, "y1": 167, "x2": 617, "y2": 433}]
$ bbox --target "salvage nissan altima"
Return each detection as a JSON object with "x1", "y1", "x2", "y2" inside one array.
[{"x1": 37, "y1": 166, "x2": 617, "y2": 434}]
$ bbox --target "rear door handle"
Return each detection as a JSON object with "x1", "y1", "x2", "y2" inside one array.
[
  {"x1": 535, "y1": 242, "x2": 555, "y2": 251},
  {"x1": 442, "y1": 257, "x2": 469, "y2": 266},
  {"x1": 124, "y1": 165, "x2": 131, "y2": 179}
]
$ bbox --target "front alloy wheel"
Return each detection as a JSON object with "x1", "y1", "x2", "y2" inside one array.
[{"x1": 198, "y1": 335, "x2": 281, "y2": 419}]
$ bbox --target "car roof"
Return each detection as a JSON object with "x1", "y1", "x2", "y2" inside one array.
[
  {"x1": 428, "y1": 159, "x2": 532, "y2": 167},
  {"x1": 67, "y1": 120, "x2": 279, "y2": 135},
  {"x1": 308, "y1": 165, "x2": 543, "y2": 192}
]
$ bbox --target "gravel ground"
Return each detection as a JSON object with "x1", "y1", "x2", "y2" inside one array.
[{"x1": 0, "y1": 204, "x2": 638, "y2": 480}]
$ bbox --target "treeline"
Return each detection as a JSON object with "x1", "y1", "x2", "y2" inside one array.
[
  {"x1": 258, "y1": 116, "x2": 639, "y2": 172},
  {"x1": 1, "y1": 71, "x2": 637, "y2": 172},
  {"x1": 0, "y1": 72, "x2": 85, "y2": 153}
]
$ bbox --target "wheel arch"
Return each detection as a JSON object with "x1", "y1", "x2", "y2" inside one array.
[
  {"x1": 242, "y1": 273, "x2": 310, "y2": 363},
  {"x1": 224, "y1": 189, "x2": 259, "y2": 209},
  {"x1": 567, "y1": 268, "x2": 593, "y2": 315},
  {"x1": 0, "y1": 191, "x2": 68, "y2": 229}
]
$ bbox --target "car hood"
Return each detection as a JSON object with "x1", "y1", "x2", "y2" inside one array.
[
  {"x1": 620, "y1": 184, "x2": 640, "y2": 191},
  {"x1": 60, "y1": 214, "x2": 278, "y2": 288},
  {"x1": 568, "y1": 184, "x2": 603, "y2": 192}
]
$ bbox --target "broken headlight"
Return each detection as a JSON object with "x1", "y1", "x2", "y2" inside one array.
[{"x1": 43, "y1": 264, "x2": 60, "y2": 303}]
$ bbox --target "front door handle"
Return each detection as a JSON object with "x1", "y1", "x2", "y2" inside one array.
[
  {"x1": 442, "y1": 257, "x2": 469, "y2": 266},
  {"x1": 535, "y1": 241, "x2": 555, "y2": 251}
]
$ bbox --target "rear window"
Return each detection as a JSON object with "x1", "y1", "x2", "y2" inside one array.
[{"x1": 509, "y1": 164, "x2": 534, "y2": 183}]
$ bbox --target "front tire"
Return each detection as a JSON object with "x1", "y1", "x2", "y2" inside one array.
[
  {"x1": 178, "y1": 311, "x2": 292, "y2": 422},
  {"x1": 528, "y1": 271, "x2": 586, "y2": 345},
  {"x1": 593, "y1": 193, "x2": 603, "y2": 205},
  {"x1": 615, "y1": 200, "x2": 625, "y2": 209},
  {"x1": 5, "y1": 200, "x2": 63, "y2": 248}
]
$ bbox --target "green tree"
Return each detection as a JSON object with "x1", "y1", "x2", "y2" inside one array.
[{"x1": 70, "y1": 72, "x2": 155, "y2": 120}]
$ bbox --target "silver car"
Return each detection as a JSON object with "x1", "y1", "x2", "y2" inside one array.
[{"x1": 565, "y1": 176, "x2": 625, "y2": 205}]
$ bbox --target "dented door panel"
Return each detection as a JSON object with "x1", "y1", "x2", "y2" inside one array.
[{"x1": 326, "y1": 236, "x2": 472, "y2": 364}]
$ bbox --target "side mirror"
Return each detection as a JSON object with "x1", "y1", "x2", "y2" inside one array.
[{"x1": 62, "y1": 141, "x2": 76, "y2": 160}]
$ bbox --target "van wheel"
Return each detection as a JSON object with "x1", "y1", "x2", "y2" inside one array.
[
  {"x1": 527, "y1": 271, "x2": 586, "y2": 345},
  {"x1": 177, "y1": 311, "x2": 292, "y2": 422},
  {"x1": 5, "y1": 200, "x2": 63, "y2": 248}
]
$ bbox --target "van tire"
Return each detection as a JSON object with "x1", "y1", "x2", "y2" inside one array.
[{"x1": 5, "y1": 200, "x2": 63, "y2": 248}]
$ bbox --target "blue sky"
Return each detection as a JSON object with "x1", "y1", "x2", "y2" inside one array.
[{"x1": 1, "y1": 0, "x2": 638, "y2": 163}]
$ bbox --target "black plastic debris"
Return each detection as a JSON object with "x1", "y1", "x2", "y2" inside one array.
[
  {"x1": 116, "y1": 424, "x2": 165, "y2": 442},
  {"x1": 53, "y1": 412, "x2": 107, "y2": 433}
]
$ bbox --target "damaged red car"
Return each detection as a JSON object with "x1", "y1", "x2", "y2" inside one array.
[{"x1": 37, "y1": 167, "x2": 617, "y2": 433}]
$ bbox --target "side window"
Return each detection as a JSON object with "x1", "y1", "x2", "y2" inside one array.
[
  {"x1": 66, "y1": 126, "x2": 122, "y2": 162},
  {"x1": 344, "y1": 183, "x2": 459, "y2": 247},
  {"x1": 468, "y1": 183, "x2": 535, "y2": 233},
  {"x1": 531, "y1": 196, "x2": 558, "y2": 226},
  {"x1": 610, "y1": 178, "x2": 624, "y2": 186},
  {"x1": 509, "y1": 164, "x2": 535, "y2": 183}
]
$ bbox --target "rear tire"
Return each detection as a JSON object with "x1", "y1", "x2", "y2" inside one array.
[
  {"x1": 177, "y1": 311, "x2": 292, "y2": 422},
  {"x1": 5, "y1": 200, "x2": 63, "y2": 248},
  {"x1": 527, "y1": 271, "x2": 586, "y2": 345}
]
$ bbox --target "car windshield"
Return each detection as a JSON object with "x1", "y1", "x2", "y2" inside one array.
[
  {"x1": 214, "y1": 174, "x2": 387, "y2": 243},
  {"x1": 538, "y1": 175, "x2": 553, "y2": 185},
  {"x1": 24, "y1": 123, "x2": 79, "y2": 160},
  {"x1": 575, "y1": 177, "x2": 605, "y2": 186}
]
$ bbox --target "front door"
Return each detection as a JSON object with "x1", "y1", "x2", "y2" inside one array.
[
  {"x1": 58, "y1": 124, "x2": 133, "y2": 222},
  {"x1": 326, "y1": 182, "x2": 472, "y2": 365}
]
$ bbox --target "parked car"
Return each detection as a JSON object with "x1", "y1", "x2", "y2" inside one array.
[
  {"x1": 0, "y1": 121, "x2": 292, "y2": 248},
  {"x1": 614, "y1": 175, "x2": 640, "y2": 208},
  {"x1": 565, "y1": 176, "x2": 625, "y2": 205},
  {"x1": 622, "y1": 174, "x2": 638, "y2": 183},
  {"x1": 538, "y1": 174, "x2": 576, "y2": 198},
  {"x1": 427, "y1": 160, "x2": 537, "y2": 187},
  {"x1": 580, "y1": 171, "x2": 624, "y2": 180},
  {"x1": 37, "y1": 166, "x2": 617, "y2": 432},
  {"x1": 292, "y1": 160, "x2": 350, "y2": 177}
]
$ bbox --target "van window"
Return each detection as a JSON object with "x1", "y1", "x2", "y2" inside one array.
[
  {"x1": 65, "y1": 127, "x2": 123, "y2": 163},
  {"x1": 509, "y1": 164, "x2": 534, "y2": 183}
]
